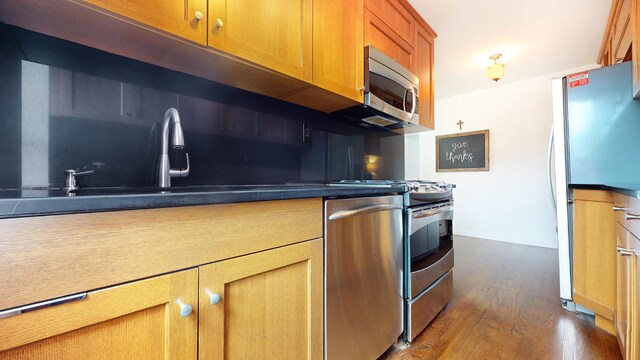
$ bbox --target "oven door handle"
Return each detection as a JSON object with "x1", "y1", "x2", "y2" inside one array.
[
  {"x1": 412, "y1": 206, "x2": 454, "y2": 220},
  {"x1": 328, "y1": 204, "x2": 403, "y2": 221}
]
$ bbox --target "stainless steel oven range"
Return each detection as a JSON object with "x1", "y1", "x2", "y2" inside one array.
[{"x1": 404, "y1": 180, "x2": 454, "y2": 341}]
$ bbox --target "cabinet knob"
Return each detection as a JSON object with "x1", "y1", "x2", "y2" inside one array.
[
  {"x1": 195, "y1": 11, "x2": 204, "y2": 21},
  {"x1": 177, "y1": 300, "x2": 193, "y2": 317},
  {"x1": 215, "y1": 18, "x2": 224, "y2": 28},
  {"x1": 205, "y1": 289, "x2": 222, "y2": 305}
]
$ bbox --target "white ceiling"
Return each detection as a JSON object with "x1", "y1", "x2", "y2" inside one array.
[{"x1": 408, "y1": 0, "x2": 612, "y2": 99}]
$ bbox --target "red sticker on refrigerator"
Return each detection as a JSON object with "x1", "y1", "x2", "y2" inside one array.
[{"x1": 568, "y1": 71, "x2": 589, "y2": 88}]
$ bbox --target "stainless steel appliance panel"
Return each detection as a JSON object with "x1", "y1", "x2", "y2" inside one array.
[
  {"x1": 407, "y1": 270, "x2": 453, "y2": 341},
  {"x1": 325, "y1": 195, "x2": 403, "y2": 360},
  {"x1": 410, "y1": 248, "x2": 454, "y2": 299}
]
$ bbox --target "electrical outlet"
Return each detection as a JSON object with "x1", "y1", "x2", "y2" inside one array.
[{"x1": 302, "y1": 123, "x2": 312, "y2": 143}]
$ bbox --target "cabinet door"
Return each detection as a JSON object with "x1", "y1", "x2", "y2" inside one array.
[
  {"x1": 312, "y1": 0, "x2": 364, "y2": 102},
  {"x1": 632, "y1": 0, "x2": 640, "y2": 97},
  {"x1": 632, "y1": 233, "x2": 640, "y2": 360},
  {"x1": 616, "y1": 222, "x2": 632, "y2": 359},
  {"x1": 199, "y1": 239, "x2": 323, "y2": 359},
  {"x1": 364, "y1": 9, "x2": 413, "y2": 70},
  {"x1": 414, "y1": 24, "x2": 435, "y2": 129},
  {"x1": 83, "y1": 0, "x2": 207, "y2": 45},
  {"x1": 208, "y1": 0, "x2": 312, "y2": 82},
  {"x1": 572, "y1": 193, "x2": 615, "y2": 327},
  {"x1": 0, "y1": 269, "x2": 198, "y2": 359},
  {"x1": 365, "y1": 0, "x2": 414, "y2": 44}
]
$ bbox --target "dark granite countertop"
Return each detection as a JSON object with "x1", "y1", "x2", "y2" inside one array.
[
  {"x1": 569, "y1": 183, "x2": 640, "y2": 199},
  {"x1": 0, "y1": 184, "x2": 407, "y2": 219}
]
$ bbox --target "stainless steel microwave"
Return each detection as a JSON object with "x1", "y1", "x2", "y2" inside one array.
[{"x1": 332, "y1": 46, "x2": 421, "y2": 133}]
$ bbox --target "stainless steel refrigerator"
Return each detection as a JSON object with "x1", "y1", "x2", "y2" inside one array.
[{"x1": 551, "y1": 61, "x2": 640, "y2": 309}]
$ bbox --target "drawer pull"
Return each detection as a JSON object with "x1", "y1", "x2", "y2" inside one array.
[
  {"x1": 617, "y1": 246, "x2": 634, "y2": 256},
  {"x1": 0, "y1": 292, "x2": 87, "y2": 319},
  {"x1": 614, "y1": 206, "x2": 630, "y2": 211},
  {"x1": 626, "y1": 213, "x2": 640, "y2": 221},
  {"x1": 205, "y1": 289, "x2": 222, "y2": 305}
]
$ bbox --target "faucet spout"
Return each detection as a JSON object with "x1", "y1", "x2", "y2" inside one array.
[{"x1": 158, "y1": 107, "x2": 190, "y2": 188}]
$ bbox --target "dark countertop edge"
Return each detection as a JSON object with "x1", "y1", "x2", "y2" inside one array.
[
  {"x1": 0, "y1": 185, "x2": 407, "y2": 219},
  {"x1": 569, "y1": 184, "x2": 640, "y2": 199}
]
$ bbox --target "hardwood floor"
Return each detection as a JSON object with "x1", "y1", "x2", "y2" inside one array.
[{"x1": 381, "y1": 235, "x2": 622, "y2": 360}]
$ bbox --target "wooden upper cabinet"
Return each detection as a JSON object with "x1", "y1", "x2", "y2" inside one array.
[
  {"x1": 312, "y1": 0, "x2": 364, "y2": 102},
  {"x1": 414, "y1": 24, "x2": 435, "y2": 129},
  {"x1": 208, "y1": 0, "x2": 313, "y2": 82},
  {"x1": 365, "y1": 0, "x2": 414, "y2": 44},
  {"x1": 632, "y1": 0, "x2": 640, "y2": 97},
  {"x1": 0, "y1": 269, "x2": 198, "y2": 359},
  {"x1": 83, "y1": 0, "x2": 207, "y2": 45},
  {"x1": 199, "y1": 239, "x2": 323, "y2": 359},
  {"x1": 364, "y1": 9, "x2": 413, "y2": 70}
]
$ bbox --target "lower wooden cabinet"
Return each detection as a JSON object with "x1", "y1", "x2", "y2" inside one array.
[
  {"x1": 0, "y1": 198, "x2": 324, "y2": 359},
  {"x1": 616, "y1": 221, "x2": 632, "y2": 358},
  {"x1": 614, "y1": 192, "x2": 640, "y2": 359},
  {"x1": 0, "y1": 239, "x2": 323, "y2": 359},
  {"x1": 572, "y1": 189, "x2": 616, "y2": 333},
  {"x1": 199, "y1": 238, "x2": 323, "y2": 359},
  {"x1": 0, "y1": 269, "x2": 199, "y2": 359}
]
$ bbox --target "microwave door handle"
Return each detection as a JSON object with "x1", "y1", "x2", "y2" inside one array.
[
  {"x1": 403, "y1": 89, "x2": 408, "y2": 112},
  {"x1": 408, "y1": 86, "x2": 417, "y2": 119}
]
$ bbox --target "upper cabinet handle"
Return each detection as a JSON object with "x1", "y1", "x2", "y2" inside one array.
[
  {"x1": 194, "y1": 11, "x2": 204, "y2": 21},
  {"x1": 613, "y1": 206, "x2": 630, "y2": 211},
  {"x1": 215, "y1": 18, "x2": 224, "y2": 28}
]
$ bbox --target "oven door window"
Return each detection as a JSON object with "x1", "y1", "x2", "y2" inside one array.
[
  {"x1": 410, "y1": 219, "x2": 452, "y2": 271},
  {"x1": 369, "y1": 72, "x2": 416, "y2": 113}
]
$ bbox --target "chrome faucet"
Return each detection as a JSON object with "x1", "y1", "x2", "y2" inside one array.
[{"x1": 158, "y1": 107, "x2": 190, "y2": 188}]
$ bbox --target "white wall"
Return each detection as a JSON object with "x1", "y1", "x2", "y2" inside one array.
[{"x1": 413, "y1": 65, "x2": 598, "y2": 249}]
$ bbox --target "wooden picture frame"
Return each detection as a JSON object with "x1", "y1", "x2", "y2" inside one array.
[{"x1": 436, "y1": 129, "x2": 490, "y2": 172}]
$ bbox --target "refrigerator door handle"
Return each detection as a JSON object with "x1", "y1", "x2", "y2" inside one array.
[{"x1": 547, "y1": 125, "x2": 557, "y2": 212}]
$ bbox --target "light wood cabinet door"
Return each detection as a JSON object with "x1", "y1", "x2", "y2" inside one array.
[
  {"x1": 631, "y1": 233, "x2": 640, "y2": 360},
  {"x1": 632, "y1": 0, "x2": 640, "y2": 97},
  {"x1": 572, "y1": 190, "x2": 615, "y2": 332},
  {"x1": 0, "y1": 269, "x2": 198, "y2": 359},
  {"x1": 83, "y1": 0, "x2": 207, "y2": 45},
  {"x1": 208, "y1": 0, "x2": 312, "y2": 82},
  {"x1": 199, "y1": 238, "x2": 323, "y2": 359},
  {"x1": 364, "y1": 9, "x2": 413, "y2": 71},
  {"x1": 414, "y1": 24, "x2": 435, "y2": 129},
  {"x1": 365, "y1": 0, "x2": 414, "y2": 44},
  {"x1": 312, "y1": 0, "x2": 364, "y2": 102},
  {"x1": 616, "y1": 221, "x2": 632, "y2": 359}
]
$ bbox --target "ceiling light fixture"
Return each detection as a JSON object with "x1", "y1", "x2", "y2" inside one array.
[{"x1": 487, "y1": 54, "x2": 504, "y2": 82}]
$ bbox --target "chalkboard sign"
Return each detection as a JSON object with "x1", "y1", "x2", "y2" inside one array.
[{"x1": 436, "y1": 130, "x2": 490, "y2": 172}]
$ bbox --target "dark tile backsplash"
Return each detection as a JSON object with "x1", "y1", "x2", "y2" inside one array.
[{"x1": 0, "y1": 25, "x2": 405, "y2": 190}]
